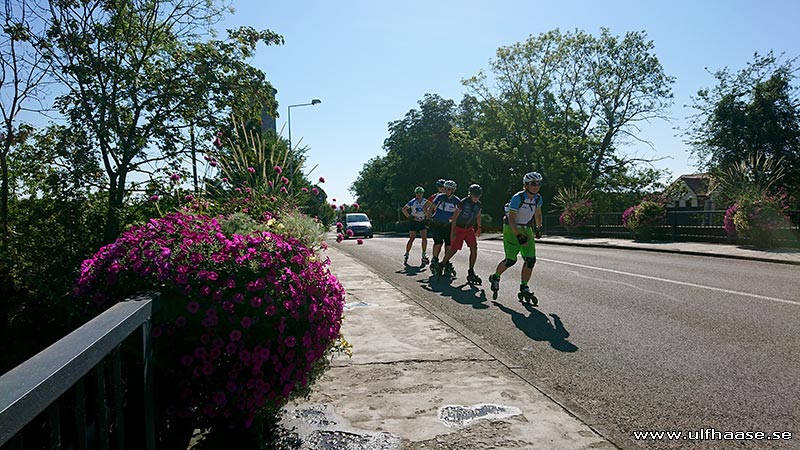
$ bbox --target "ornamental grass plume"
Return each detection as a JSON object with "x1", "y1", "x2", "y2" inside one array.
[
  {"x1": 74, "y1": 212, "x2": 345, "y2": 429},
  {"x1": 554, "y1": 182, "x2": 594, "y2": 232}
]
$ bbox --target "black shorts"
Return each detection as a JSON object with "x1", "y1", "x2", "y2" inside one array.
[
  {"x1": 409, "y1": 220, "x2": 427, "y2": 232},
  {"x1": 430, "y1": 222, "x2": 451, "y2": 246}
]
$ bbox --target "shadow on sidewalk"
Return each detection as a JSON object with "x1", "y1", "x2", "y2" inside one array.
[
  {"x1": 395, "y1": 264, "x2": 428, "y2": 276},
  {"x1": 492, "y1": 301, "x2": 578, "y2": 353},
  {"x1": 417, "y1": 276, "x2": 490, "y2": 310}
]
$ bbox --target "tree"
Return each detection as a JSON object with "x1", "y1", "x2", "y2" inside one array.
[
  {"x1": 0, "y1": 0, "x2": 52, "y2": 244},
  {"x1": 462, "y1": 28, "x2": 674, "y2": 193},
  {"x1": 352, "y1": 94, "x2": 473, "y2": 223},
  {"x1": 42, "y1": 0, "x2": 283, "y2": 241},
  {"x1": 350, "y1": 155, "x2": 397, "y2": 224},
  {"x1": 688, "y1": 52, "x2": 800, "y2": 203}
]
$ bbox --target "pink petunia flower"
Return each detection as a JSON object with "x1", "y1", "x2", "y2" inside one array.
[
  {"x1": 319, "y1": 176, "x2": 325, "y2": 183},
  {"x1": 311, "y1": 187, "x2": 319, "y2": 195},
  {"x1": 149, "y1": 195, "x2": 159, "y2": 202},
  {"x1": 247, "y1": 167, "x2": 255, "y2": 173},
  {"x1": 274, "y1": 165, "x2": 282, "y2": 174},
  {"x1": 357, "y1": 239, "x2": 364, "y2": 245}
]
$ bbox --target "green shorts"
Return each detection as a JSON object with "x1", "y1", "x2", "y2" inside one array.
[{"x1": 502, "y1": 224, "x2": 536, "y2": 259}]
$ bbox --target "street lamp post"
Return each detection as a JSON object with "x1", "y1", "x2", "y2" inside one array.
[{"x1": 287, "y1": 98, "x2": 321, "y2": 149}]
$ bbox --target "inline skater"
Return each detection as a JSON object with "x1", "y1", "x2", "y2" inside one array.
[
  {"x1": 429, "y1": 180, "x2": 460, "y2": 275},
  {"x1": 438, "y1": 184, "x2": 483, "y2": 284},
  {"x1": 401, "y1": 186, "x2": 430, "y2": 266},
  {"x1": 488, "y1": 172, "x2": 544, "y2": 305}
]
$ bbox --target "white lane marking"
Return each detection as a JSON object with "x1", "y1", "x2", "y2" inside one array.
[
  {"x1": 482, "y1": 248, "x2": 800, "y2": 306},
  {"x1": 567, "y1": 270, "x2": 683, "y2": 303}
]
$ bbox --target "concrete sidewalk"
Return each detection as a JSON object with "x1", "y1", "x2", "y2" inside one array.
[{"x1": 282, "y1": 247, "x2": 618, "y2": 450}]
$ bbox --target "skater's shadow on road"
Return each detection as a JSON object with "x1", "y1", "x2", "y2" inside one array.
[
  {"x1": 418, "y1": 278, "x2": 489, "y2": 310},
  {"x1": 492, "y1": 301, "x2": 578, "y2": 352},
  {"x1": 395, "y1": 265, "x2": 427, "y2": 276}
]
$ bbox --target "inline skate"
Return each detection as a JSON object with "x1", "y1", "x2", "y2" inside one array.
[
  {"x1": 489, "y1": 274, "x2": 500, "y2": 299},
  {"x1": 466, "y1": 269, "x2": 482, "y2": 286},
  {"x1": 517, "y1": 284, "x2": 538, "y2": 306}
]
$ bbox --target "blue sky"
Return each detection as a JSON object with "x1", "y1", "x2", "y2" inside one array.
[{"x1": 217, "y1": 0, "x2": 800, "y2": 205}]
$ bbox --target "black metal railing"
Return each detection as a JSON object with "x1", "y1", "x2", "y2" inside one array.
[
  {"x1": 543, "y1": 209, "x2": 800, "y2": 246},
  {"x1": 0, "y1": 293, "x2": 157, "y2": 450}
]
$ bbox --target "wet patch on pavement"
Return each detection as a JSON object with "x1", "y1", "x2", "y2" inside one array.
[
  {"x1": 282, "y1": 404, "x2": 401, "y2": 450},
  {"x1": 344, "y1": 300, "x2": 374, "y2": 310},
  {"x1": 438, "y1": 403, "x2": 523, "y2": 427}
]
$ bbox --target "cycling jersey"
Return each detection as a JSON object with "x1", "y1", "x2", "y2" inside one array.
[
  {"x1": 405, "y1": 197, "x2": 428, "y2": 221},
  {"x1": 431, "y1": 193, "x2": 461, "y2": 223},
  {"x1": 455, "y1": 198, "x2": 482, "y2": 227},
  {"x1": 506, "y1": 191, "x2": 542, "y2": 226}
]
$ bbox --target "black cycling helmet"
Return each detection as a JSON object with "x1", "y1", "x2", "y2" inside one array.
[
  {"x1": 468, "y1": 184, "x2": 483, "y2": 196},
  {"x1": 436, "y1": 178, "x2": 446, "y2": 188}
]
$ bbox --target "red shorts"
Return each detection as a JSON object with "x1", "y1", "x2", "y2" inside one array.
[{"x1": 451, "y1": 226, "x2": 477, "y2": 251}]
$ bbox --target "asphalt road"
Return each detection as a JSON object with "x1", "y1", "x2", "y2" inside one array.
[{"x1": 330, "y1": 234, "x2": 800, "y2": 450}]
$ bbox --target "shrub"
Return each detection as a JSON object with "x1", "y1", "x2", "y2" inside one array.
[
  {"x1": 622, "y1": 197, "x2": 666, "y2": 239},
  {"x1": 730, "y1": 192, "x2": 791, "y2": 247},
  {"x1": 74, "y1": 212, "x2": 346, "y2": 430},
  {"x1": 723, "y1": 204, "x2": 738, "y2": 236},
  {"x1": 559, "y1": 200, "x2": 594, "y2": 231},
  {"x1": 554, "y1": 183, "x2": 594, "y2": 233}
]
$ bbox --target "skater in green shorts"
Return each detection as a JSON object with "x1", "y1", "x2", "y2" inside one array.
[{"x1": 488, "y1": 172, "x2": 544, "y2": 305}]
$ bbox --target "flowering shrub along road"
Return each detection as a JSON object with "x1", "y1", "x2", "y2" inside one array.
[
  {"x1": 623, "y1": 197, "x2": 666, "y2": 240},
  {"x1": 74, "y1": 212, "x2": 345, "y2": 428},
  {"x1": 724, "y1": 191, "x2": 793, "y2": 246},
  {"x1": 559, "y1": 199, "x2": 593, "y2": 231}
]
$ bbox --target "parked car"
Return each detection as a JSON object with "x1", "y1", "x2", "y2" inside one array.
[{"x1": 343, "y1": 213, "x2": 373, "y2": 238}]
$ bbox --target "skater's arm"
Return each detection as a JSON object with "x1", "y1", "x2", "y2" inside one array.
[
  {"x1": 401, "y1": 204, "x2": 410, "y2": 219},
  {"x1": 450, "y1": 206, "x2": 462, "y2": 241},
  {"x1": 508, "y1": 210, "x2": 520, "y2": 235}
]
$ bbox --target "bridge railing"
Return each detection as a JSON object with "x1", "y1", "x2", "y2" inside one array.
[
  {"x1": 543, "y1": 210, "x2": 800, "y2": 247},
  {"x1": 0, "y1": 293, "x2": 157, "y2": 450}
]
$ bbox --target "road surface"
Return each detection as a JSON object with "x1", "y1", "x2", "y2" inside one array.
[{"x1": 330, "y1": 235, "x2": 800, "y2": 449}]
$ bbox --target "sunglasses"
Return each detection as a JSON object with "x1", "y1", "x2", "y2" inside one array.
[{"x1": 527, "y1": 181, "x2": 541, "y2": 186}]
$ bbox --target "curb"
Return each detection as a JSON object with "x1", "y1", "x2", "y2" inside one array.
[{"x1": 333, "y1": 247, "x2": 630, "y2": 450}]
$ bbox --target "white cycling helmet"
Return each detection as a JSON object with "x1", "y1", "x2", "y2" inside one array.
[
  {"x1": 443, "y1": 180, "x2": 457, "y2": 190},
  {"x1": 523, "y1": 172, "x2": 543, "y2": 184}
]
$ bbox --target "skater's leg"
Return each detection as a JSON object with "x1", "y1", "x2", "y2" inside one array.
[
  {"x1": 468, "y1": 242, "x2": 477, "y2": 272},
  {"x1": 441, "y1": 247, "x2": 457, "y2": 264},
  {"x1": 406, "y1": 230, "x2": 416, "y2": 254}
]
